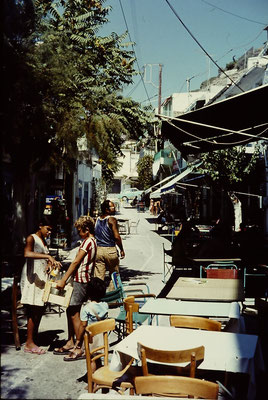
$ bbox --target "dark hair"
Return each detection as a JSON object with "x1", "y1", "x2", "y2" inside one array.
[
  {"x1": 101, "y1": 200, "x2": 111, "y2": 214},
  {"x1": 86, "y1": 277, "x2": 106, "y2": 301},
  {"x1": 37, "y1": 215, "x2": 53, "y2": 230}
]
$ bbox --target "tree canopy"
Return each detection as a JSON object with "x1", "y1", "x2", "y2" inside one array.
[
  {"x1": 137, "y1": 154, "x2": 154, "y2": 189},
  {"x1": 2, "y1": 0, "x2": 155, "y2": 181},
  {"x1": 196, "y1": 146, "x2": 260, "y2": 191}
]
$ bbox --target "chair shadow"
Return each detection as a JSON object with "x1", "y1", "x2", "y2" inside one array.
[{"x1": 119, "y1": 266, "x2": 159, "y2": 282}]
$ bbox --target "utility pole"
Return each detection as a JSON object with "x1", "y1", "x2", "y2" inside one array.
[{"x1": 158, "y1": 64, "x2": 163, "y2": 115}]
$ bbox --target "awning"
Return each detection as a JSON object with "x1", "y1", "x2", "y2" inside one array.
[
  {"x1": 150, "y1": 163, "x2": 200, "y2": 198},
  {"x1": 160, "y1": 84, "x2": 268, "y2": 156},
  {"x1": 144, "y1": 173, "x2": 179, "y2": 195}
]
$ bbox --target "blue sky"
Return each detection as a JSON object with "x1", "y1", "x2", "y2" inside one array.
[{"x1": 100, "y1": 0, "x2": 268, "y2": 107}]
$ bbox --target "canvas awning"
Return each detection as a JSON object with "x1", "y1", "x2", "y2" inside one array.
[
  {"x1": 144, "y1": 173, "x2": 180, "y2": 195},
  {"x1": 150, "y1": 164, "x2": 200, "y2": 198},
  {"x1": 160, "y1": 84, "x2": 268, "y2": 156}
]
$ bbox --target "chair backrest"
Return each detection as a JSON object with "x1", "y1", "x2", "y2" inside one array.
[
  {"x1": 170, "y1": 315, "x2": 221, "y2": 331},
  {"x1": 138, "y1": 342, "x2": 205, "y2": 378},
  {"x1": 84, "y1": 319, "x2": 115, "y2": 392},
  {"x1": 134, "y1": 375, "x2": 219, "y2": 399},
  {"x1": 206, "y1": 268, "x2": 238, "y2": 279},
  {"x1": 205, "y1": 263, "x2": 238, "y2": 279},
  {"x1": 123, "y1": 296, "x2": 140, "y2": 335},
  {"x1": 100, "y1": 287, "x2": 124, "y2": 307}
]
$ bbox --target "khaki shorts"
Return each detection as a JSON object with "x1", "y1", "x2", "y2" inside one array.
[{"x1": 94, "y1": 246, "x2": 119, "y2": 285}]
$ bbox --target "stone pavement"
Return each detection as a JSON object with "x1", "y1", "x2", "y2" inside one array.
[{"x1": 1, "y1": 205, "x2": 171, "y2": 400}]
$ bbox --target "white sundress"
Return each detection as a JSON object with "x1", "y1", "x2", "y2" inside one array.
[{"x1": 20, "y1": 234, "x2": 49, "y2": 306}]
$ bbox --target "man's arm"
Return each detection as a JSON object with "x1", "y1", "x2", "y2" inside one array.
[{"x1": 108, "y1": 217, "x2": 125, "y2": 259}]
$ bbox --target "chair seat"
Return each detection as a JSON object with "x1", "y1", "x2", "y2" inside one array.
[
  {"x1": 115, "y1": 309, "x2": 150, "y2": 326},
  {"x1": 93, "y1": 365, "x2": 127, "y2": 386},
  {"x1": 93, "y1": 365, "x2": 139, "y2": 392}
]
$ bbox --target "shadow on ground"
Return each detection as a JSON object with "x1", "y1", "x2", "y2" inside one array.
[{"x1": 118, "y1": 266, "x2": 161, "y2": 282}]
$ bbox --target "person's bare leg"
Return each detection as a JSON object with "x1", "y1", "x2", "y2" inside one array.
[
  {"x1": 25, "y1": 306, "x2": 44, "y2": 349},
  {"x1": 70, "y1": 306, "x2": 82, "y2": 339},
  {"x1": 64, "y1": 306, "x2": 77, "y2": 348}
]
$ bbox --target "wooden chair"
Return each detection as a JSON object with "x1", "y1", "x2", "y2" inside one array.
[
  {"x1": 134, "y1": 375, "x2": 219, "y2": 398},
  {"x1": 170, "y1": 315, "x2": 222, "y2": 331},
  {"x1": 138, "y1": 342, "x2": 205, "y2": 378},
  {"x1": 111, "y1": 274, "x2": 156, "y2": 339},
  {"x1": 123, "y1": 296, "x2": 152, "y2": 336},
  {"x1": 84, "y1": 318, "x2": 135, "y2": 394}
]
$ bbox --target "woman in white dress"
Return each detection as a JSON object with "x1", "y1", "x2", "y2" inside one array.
[{"x1": 20, "y1": 216, "x2": 61, "y2": 354}]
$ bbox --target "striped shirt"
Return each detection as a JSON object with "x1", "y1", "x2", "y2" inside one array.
[{"x1": 74, "y1": 237, "x2": 97, "y2": 283}]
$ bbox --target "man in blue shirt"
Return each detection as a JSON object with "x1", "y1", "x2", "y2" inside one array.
[{"x1": 94, "y1": 200, "x2": 125, "y2": 290}]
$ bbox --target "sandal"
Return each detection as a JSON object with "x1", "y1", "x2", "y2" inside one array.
[
  {"x1": 53, "y1": 346, "x2": 74, "y2": 355},
  {"x1": 24, "y1": 346, "x2": 46, "y2": 355},
  {"x1": 63, "y1": 350, "x2": 86, "y2": 361}
]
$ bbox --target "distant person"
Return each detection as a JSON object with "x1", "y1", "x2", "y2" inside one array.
[
  {"x1": 20, "y1": 216, "x2": 61, "y2": 354},
  {"x1": 149, "y1": 199, "x2": 155, "y2": 215},
  {"x1": 94, "y1": 200, "x2": 125, "y2": 290},
  {"x1": 63, "y1": 277, "x2": 108, "y2": 362},
  {"x1": 54, "y1": 216, "x2": 97, "y2": 355},
  {"x1": 131, "y1": 196, "x2": 138, "y2": 207}
]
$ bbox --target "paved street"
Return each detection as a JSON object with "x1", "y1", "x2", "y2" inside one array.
[{"x1": 1, "y1": 205, "x2": 171, "y2": 400}]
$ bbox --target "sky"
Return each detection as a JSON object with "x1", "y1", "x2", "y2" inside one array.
[{"x1": 100, "y1": 0, "x2": 268, "y2": 108}]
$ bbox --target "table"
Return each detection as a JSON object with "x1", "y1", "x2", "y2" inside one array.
[
  {"x1": 139, "y1": 298, "x2": 241, "y2": 319},
  {"x1": 111, "y1": 325, "x2": 264, "y2": 400},
  {"x1": 166, "y1": 277, "x2": 245, "y2": 302}
]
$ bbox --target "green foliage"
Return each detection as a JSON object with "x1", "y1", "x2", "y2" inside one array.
[
  {"x1": 3, "y1": 0, "x2": 155, "y2": 182},
  {"x1": 195, "y1": 146, "x2": 260, "y2": 190},
  {"x1": 137, "y1": 154, "x2": 154, "y2": 189}
]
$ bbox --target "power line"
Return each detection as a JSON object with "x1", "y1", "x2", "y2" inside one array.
[
  {"x1": 164, "y1": 0, "x2": 244, "y2": 92},
  {"x1": 201, "y1": 0, "x2": 267, "y2": 26},
  {"x1": 118, "y1": 0, "x2": 152, "y2": 105}
]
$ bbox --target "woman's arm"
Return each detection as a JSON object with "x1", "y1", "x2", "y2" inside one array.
[
  {"x1": 56, "y1": 249, "x2": 86, "y2": 288},
  {"x1": 24, "y1": 235, "x2": 59, "y2": 268}
]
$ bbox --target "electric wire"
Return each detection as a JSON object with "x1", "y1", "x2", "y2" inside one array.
[
  {"x1": 164, "y1": 0, "x2": 245, "y2": 92},
  {"x1": 165, "y1": 119, "x2": 268, "y2": 147},
  {"x1": 201, "y1": 0, "x2": 267, "y2": 26},
  {"x1": 127, "y1": 77, "x2": 142, "y2": 97},
  {"x1": 118, "y1": 0, "x2": 152, "y2": 105}
]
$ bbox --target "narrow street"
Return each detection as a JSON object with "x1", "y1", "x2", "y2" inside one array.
[{"x1": 1, "y1": 206, "x2": 170, "y2": 400}]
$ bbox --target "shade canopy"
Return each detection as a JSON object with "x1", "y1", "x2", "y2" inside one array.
[
  {"x1": 150, "y1": 164, "x2": 200, "y2": 198},
  {"x1": 160, "y1": 84, "x2": 268, "y2": 156}
]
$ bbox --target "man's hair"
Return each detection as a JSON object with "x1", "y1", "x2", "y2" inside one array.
[
  {"x1": 100, "y1": 200, "x2": 111, "y2": 214},
  {"x1": 74, "y1": 216, "x2": 95, "y2": 234},
  {"x1": 86, "y1": 277, "x2": 106, "y2": 301}
]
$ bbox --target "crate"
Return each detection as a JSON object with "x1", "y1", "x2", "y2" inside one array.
[{"x1": 42, "y1": 281, "x2": 73, "y2": 307}]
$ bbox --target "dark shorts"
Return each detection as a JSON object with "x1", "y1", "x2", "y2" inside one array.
[{"x1": 69, "y1": 281, "x2": 87, "y2": 307}]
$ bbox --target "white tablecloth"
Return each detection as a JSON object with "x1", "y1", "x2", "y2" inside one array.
[
  {"x1": 140, "y1": 298, "x2": 241, "y2": 318},
  {"x1": 111, "y1": 325, "x2": 264, "y2": 400}
]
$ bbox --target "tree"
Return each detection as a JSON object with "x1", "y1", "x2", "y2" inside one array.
[
  {"x1": 2, "y1": 0, "x2": 154, "y2": 257},
  {"x1": 137, "y1": 155, "x2": 154, "y2": 190},
  {"x1": 195, "y1": 146, "x2": 260, "y2": 230}
]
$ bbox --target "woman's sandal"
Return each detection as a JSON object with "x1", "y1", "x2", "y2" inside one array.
[
  {"x1": 53, "y1": 346, "x2": 74, "y2": 355},
  {"x1": 63, "y1": 350, "x2": 86, "y2": 361},
  {"x1": 24, "y1": 346, "x2": 46, "y2": 355}
]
